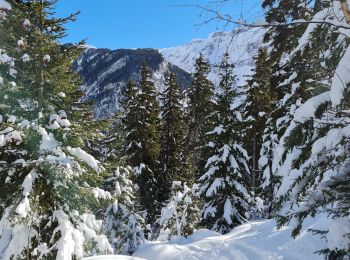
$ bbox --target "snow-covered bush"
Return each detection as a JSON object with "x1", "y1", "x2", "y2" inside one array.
[
  {"x1": 105, "y1": 167, "x2": 145, "y2": 255},
  {"x1": 157, "y1": 181, "x2": 200, "y2": 241}
]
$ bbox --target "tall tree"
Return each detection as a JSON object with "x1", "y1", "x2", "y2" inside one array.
[
  {"x1": 198, "y1": 53, "x2": 251, "y2": 234},
  {"x1": 158, "y1": 70, "x2": 187, "y2": 203},
  {"x1": 242, "y1": 48, "x2": 274, "y2": 195},
  {"x1": 186, "y1": 53, "x2": 214, "y2": 178},
  {"x1": 122, "y1": 64, "x2": 161, "y2": 224},
  {"x1": 0, "y1": 1, "x2": 113, "y2": 258},
  {"x1": 271, "y1": 1, "x2": 350, "y2": 257}
]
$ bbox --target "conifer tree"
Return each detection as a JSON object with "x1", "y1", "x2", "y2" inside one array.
[
  {"x1": 122, "y1": 64, "x2": 160, "y2": 224},
  {"x1": 158, "y1": 70, "x2": 187, "y2": 203},
  {"x1": 242, "y1": 48, "x2": 274, "y2": 195},
  {"x1": 271, "y1": 2, "x2": 350, "y2": 257},
  {"x1": 0, "y1": 1, "x2": 113, "y2": 258},
  {"x1": 186, "y1": 53, "x2": 214, "y2": 178},
  {"x1": 258, "y1": 1, "x2": 315, "y2": 213},
  {"x1": 198, "y1": 53, "x2": 251, "y2": 234}
]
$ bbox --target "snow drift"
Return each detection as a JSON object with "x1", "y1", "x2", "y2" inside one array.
[{"x1": 87, "y1": 214, "x2": 328, "y2": 260}]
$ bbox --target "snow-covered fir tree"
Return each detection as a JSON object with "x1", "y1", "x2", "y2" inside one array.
[
  {"x1": 158, "y1": 70, "x2": 187, "y2": 203},
  {"x1": 157, "y1": 181, "x2": 200, "y2": 240},
  {"x1": 105, "y1": 166, "x2": 145, "y2": 255},
  {"x1": 258, "y1": 0, "x2": 313, "y2": 209},
  {"x1": 198, "y1": 53, "x2": 251, "y2": 234},
  {"x1": 242, "y1": 48, "x2": 274, "y2": 196},
  {"x1": 121, "y1": 64, "x2": 161, "y2": 224},
  {"x1": 0, "y1": 1, "x2": 113, "y2": 258},
  {"x1": 186, "y1": 53, "x2": 215, "y2": 178},
  {"x1": 269, "y1": 1, "x2": 350, "y2": 257}
]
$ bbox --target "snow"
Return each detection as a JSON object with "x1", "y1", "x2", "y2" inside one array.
[
  {"x1": 67, "y1": 147, "x2": 101, "y2": 172},
  {"x1": 134, "y1": 215, "x2": 328, "y2": 260},
  {"x1": 39, "y1": 128, "x2": 58, "y2": 151},
  {"x1": 23, "y1": 19, "x2": 30, "y2": 28},
  {"x1": 160, "y1": 27, "x2": 266, "y2": 86},
  {"x1": 330, "y1": 45, "x2": 350, "y2": 107},
  {"x1": 85, "y1": 256, "x2": 145, "y2": 260},
  {"x1": 17, "y1": 39, "x2": 24, "y2": 48},
  {"x1": 43, "y1": 54, "x2": 51, "y2": 63},
  {"x1": 293, "y1": 92, "x2": 330, "y2": 123},
  {"x1": 0, "y1": 0, "x2": 10, "y2": 10},
  {"x1": 327, "y1": 217, "x2": 350, "y2": 251},
  {"x1": 92, "y1": 188, "x2": 112, "y2": 200},
  {"x1": 21, "y1": 53, "x2": 30, "y2": 62},
  {"x1": 223, "y1": 199, "x2": 233, "y2": 225},
  {"x1": 15, "y1": 197, "x2": 30, "y2": 218}
]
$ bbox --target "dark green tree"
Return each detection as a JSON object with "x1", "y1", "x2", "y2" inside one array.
[
  {"x1": 186, "y1": 53, "x2": 215, "y2": 179},
  {"x1": 242, "y1": 48, "x2": 274, "y2": 195},
  {"x1": 158, "y1": 70, "x2": 187, "y2": 202},
  {"x1": 198, "y1": 53, "x2": 251, "y2": 234},
  {"x1": 0, "y1": 1, "x2": 113, "y2": 258},
  {"x1": 122, "y1": 64, "x2": 160, "y2": 224}
]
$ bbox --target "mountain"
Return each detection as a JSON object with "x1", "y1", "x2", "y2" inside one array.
[
  {"x1": 74, "y1": 48, "x2": 192, "y2": 119},
  {"x1": 160, "y1": 27, "x2": 266, "y2": 86},
  {"x1": 74, "y1": 27, "x2": 266, "y2": 119}
]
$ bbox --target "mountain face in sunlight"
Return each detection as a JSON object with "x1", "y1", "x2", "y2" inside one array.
[
  {"x1": 74, "y1": 27, "x2": 265, "y2": 119},
  {"x1": 161, "y1": 27, "x2": 266, "y2": 86}
]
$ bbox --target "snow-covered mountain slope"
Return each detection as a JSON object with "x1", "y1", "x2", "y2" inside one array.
[
  {"x1": 160, "y1": 27, "x2": 266, "y2": 86},
  {"x1": 74, "y1": 48, "x2": 192, "y2": 119},
  {"x1": 75, "y1": 27, "x2": 265, "y2": 119},
  {"x1": 86, "y1": 214, "x2": 328, "y2": 260}
]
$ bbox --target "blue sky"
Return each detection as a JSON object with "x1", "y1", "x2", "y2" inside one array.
[{"x1": 56, "y1": 0, "x2": 262, "y2": 49}]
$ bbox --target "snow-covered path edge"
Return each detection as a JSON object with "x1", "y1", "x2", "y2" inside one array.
[{"x1": 86, "y1": 215, "x2": 329, "y2": 260}]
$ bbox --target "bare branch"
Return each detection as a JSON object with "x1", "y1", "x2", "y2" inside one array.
[{"x1": 175, "y1": 4, "x2": 350, "y2": 30}]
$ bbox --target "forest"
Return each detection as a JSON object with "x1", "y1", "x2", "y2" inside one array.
[{"x1": 0, "y1": 0, "x2": 349, "y2": 259}]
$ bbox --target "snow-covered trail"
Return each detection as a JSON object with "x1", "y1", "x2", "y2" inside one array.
[{"x1": 86, "y1": 215, "x2": 328, "y2": 260}]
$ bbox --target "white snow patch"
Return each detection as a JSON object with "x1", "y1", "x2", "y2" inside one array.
[{"x1": 134, "y1": 215, "x2": 328, "y2": 260}]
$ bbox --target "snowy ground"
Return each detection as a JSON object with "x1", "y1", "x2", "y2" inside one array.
[{"x1": 86, "y1": 215, "x2": 328, "y2": 260}]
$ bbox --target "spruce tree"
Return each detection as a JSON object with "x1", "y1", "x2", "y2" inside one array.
[
  {"x1": 158, "y1": 70, "x2": 187, "y2": 203},
  {"x1": 271, "y1": 2, "x2": 350, "y2": 257},
  {"x1": 242, "y1": 48, "x2": 274, "y2": 196},
  {"x1": 186, "y1": 53, "x2": 214, "y2": 178},
  {"x1": 198, "y1": 53, "x2": 251, "y2": 234},
  {"x1": 258, "y1": 1, "x2": 315, "y2": 214},
  {"x1": 0, "y1": 1, "x2": 113, "y2": 258},
  {"x1": 122, "y1": 64, "x2": 160, "y2": 224}
]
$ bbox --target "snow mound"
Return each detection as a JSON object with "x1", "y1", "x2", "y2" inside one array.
[
  {"x1": 85, "y1": 256, "x2": 145, "y2": 260},
  {"x1": 133, "y1": 215, "x2": 328, "y2": 260},
  {"x1": 0, "y1": 0, "x2": 11, "y2": 10}
]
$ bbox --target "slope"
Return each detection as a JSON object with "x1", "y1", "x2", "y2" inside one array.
[{"x1": 160, "y1": 27, "x2": 266, "y2": 86}]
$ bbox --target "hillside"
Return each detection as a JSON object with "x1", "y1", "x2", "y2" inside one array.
[{"x1": 75, "y1": 27, "x2": 265, "y2": 119}]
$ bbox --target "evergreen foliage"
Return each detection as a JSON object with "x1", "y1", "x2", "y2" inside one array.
[
  {"x1": 157, "y1": 181, "x2": 200, "y2": 240},
  {"x1": 158, "y1": 70, "x2": 187, "y2": 203},
  {"x1": 243, "y1": 48, "x2": 274, "y2": 195},
  {"x1": 105, "y1": 167, "x2": 145, "y2": 255},
  {"x1": 121, "y1": 64, "x2": 160, "y2": 224},
  {"x1": 0, "y1": 1, "x2": 113, "y2": 258},
  {"x1": 186, "y1": 53, "x2": 215, "y2": 178},
  {"x1": 199, "y1": 53, "x2": 251, "y2": 234}
]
